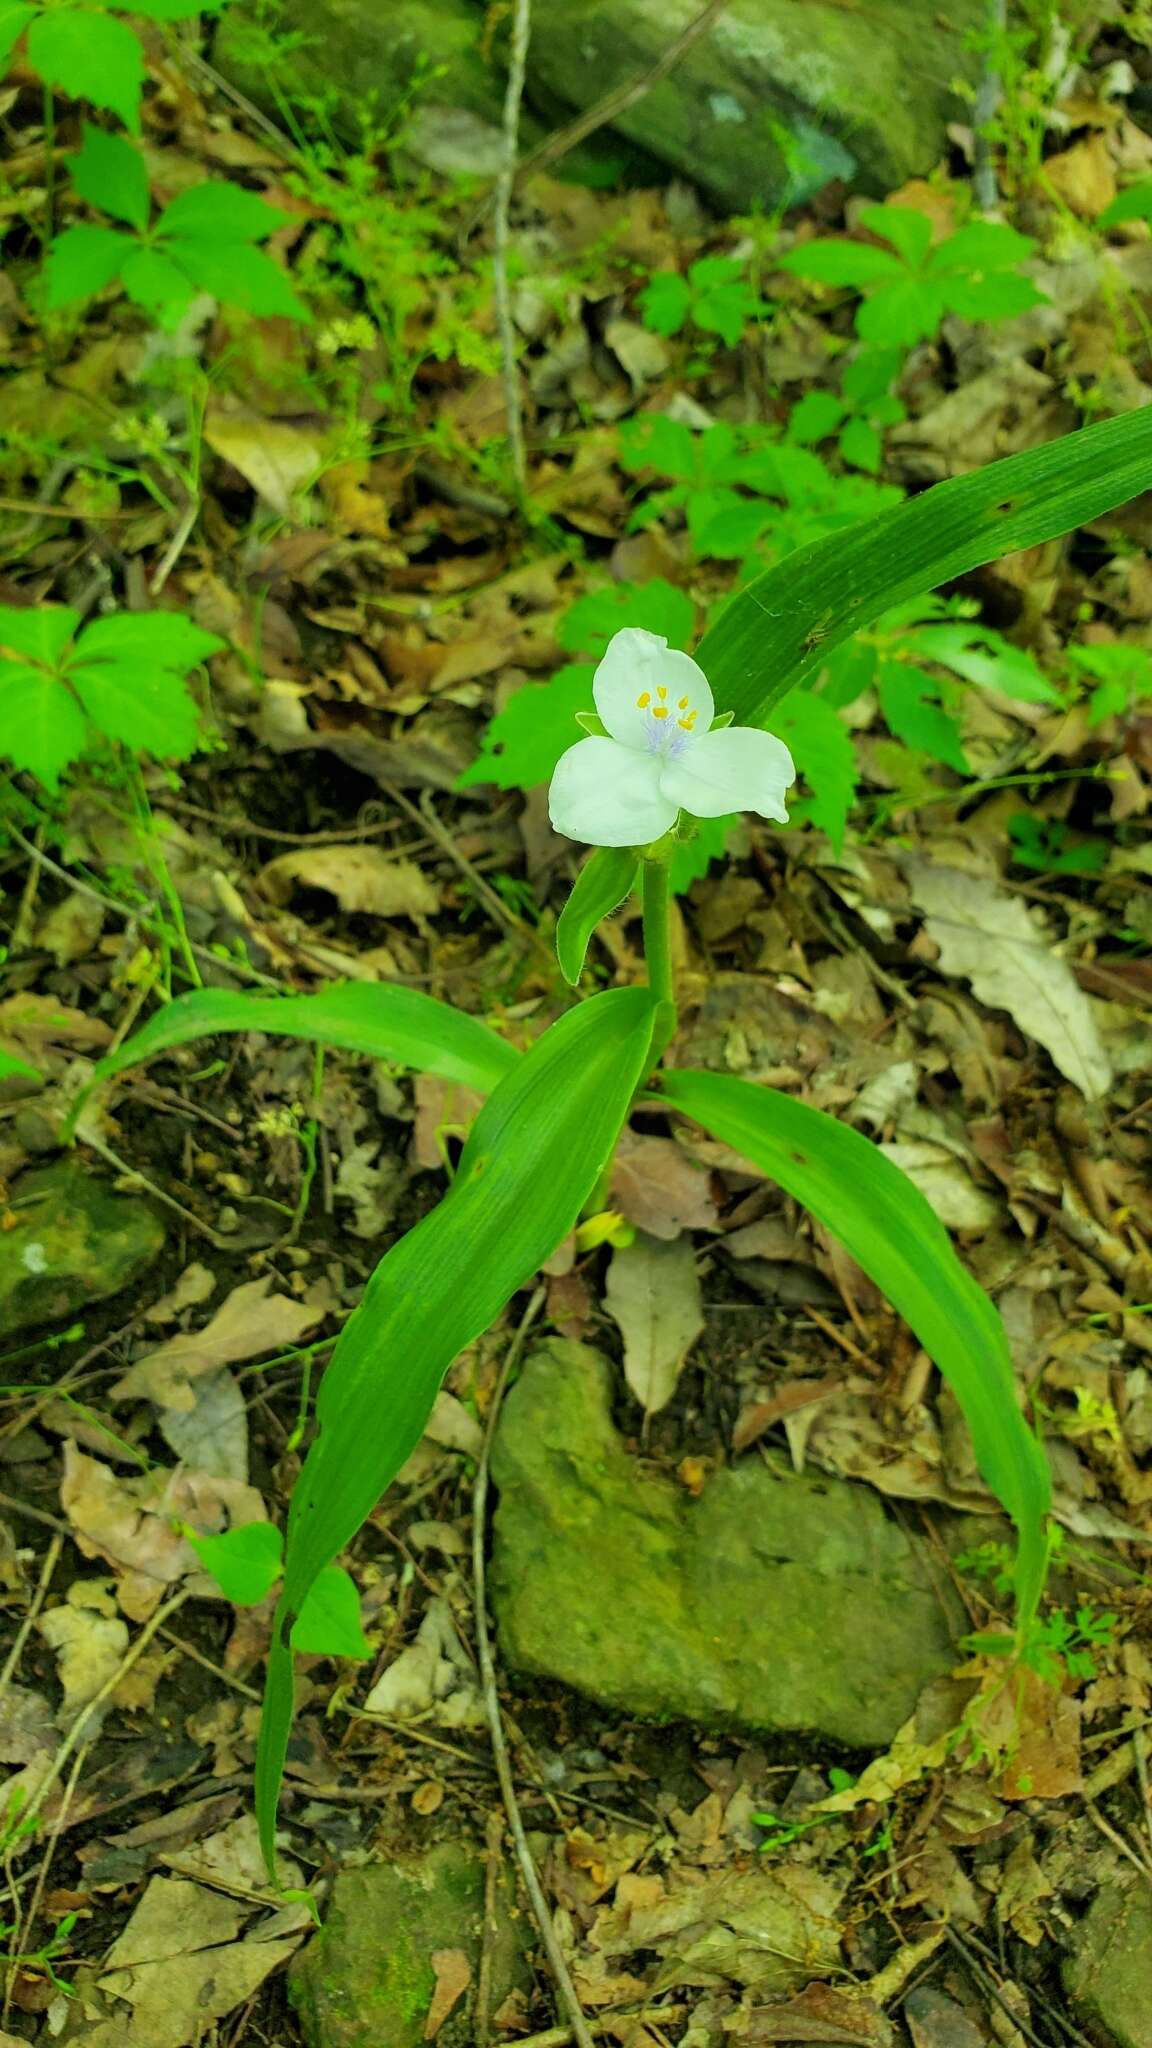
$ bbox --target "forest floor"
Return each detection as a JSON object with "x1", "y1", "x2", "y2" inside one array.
[{"x1": 1, "y1": 14, "x2": 1152, "y2": 2048}]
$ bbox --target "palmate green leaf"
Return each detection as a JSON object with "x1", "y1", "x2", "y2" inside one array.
[
  {"x1": 856, "y1": 203, "x2": 933, "y2": 268},
  {"x1": 658, "y1": 1069, "x2": 1051, "y2": 1626},
  {"x1": 167, "y1": 240, "x2": 309, "y2": 322},
  {"x1": 457, "y1": 663, "x2": 594, "y2": 792},
  {"x1": 68, "y1": 657, "x2": 203, "y2": 757},
  {"x1": 120, "y1": 247, "x2": 196, "y2": 319},
  {"x1": 556, "y1": 846, "x2": 639, "y2": 984},
  {"x1": 770, "y1": 690, "x2": 857, "y2": 851},
  {"x1": 777, "y1": 239, "x2": 905, "y2": 288},
  {"x1": 157, "y1": 183, "x2": 291, "y2": 241},
  {"x1": 73, "y1": 983, "x2": 521, "y2": 1126},
  {"x1": 257, "y1": 986, "x2": 657, "y2": 1872},
  {"x1": 877, "y1": 661, "x2": 968, "y2": 774},
  {"x1": 638, "y1": 272, "x2": 691, "y2": 338},
  {"x1": 696, "y1": 408, "x2": 1152, "y2": 730},
  {"x1": 0, "y1": 4, "x2": 35, "y2": 70},
  {"x1": 27, "y1": 9, "x2": 143, "y2": 130},
  {"x1": 1100, "y1": 182, "x2": 1152, "y2": 227},
  {"x1": 69, "y1": 124, "x2": 149, "y2": 230},
  {"x1": 44, "y1": 225, "x2": 133, "y2": 308},
  {"x1": 0, "y1": 662, "x2": 88, "y2": 790},
  {"x1": 0, "y1": 603, "x2": 79, "y2": 663},
  {"x1": 559, "y1": 579, "x2": 696, "y2": 659}
]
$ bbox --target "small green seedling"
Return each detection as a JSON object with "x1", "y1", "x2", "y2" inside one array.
[
  {"x1": 188, "y1": 1520, "x2": 371, "y2": 1659},
  {"x1": 1, "y1": 0, "x2": 226, "y2": 131},
  {"x1": 779, "y1": 206, "x2": 1046, "y2": 346},
  {"x1": 0, "y1": 603, "x2": 223, "y2": 790},
  {"x1": 47, "y1": 126, "x2": 309, "y2": 326},
  {"x1": 640, "y1": 255, "x2": 766, "y2": 349}
]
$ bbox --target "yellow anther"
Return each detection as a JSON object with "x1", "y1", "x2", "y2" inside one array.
[
  {"x1": 636, "y1": 690, "x2": 651, "y2": 708},
  {"x1": 656, "y1": 685, "x2": 667, "y2": 699},
  {"x1": 652, "y1": 705, "x2": 669, "y2": 719},
  {"x1": 677, "y1": 709, "x2": 698, "y2": 731},
  {"x1": 678, "y1": 695, "x2": 689, "y2": 709}
]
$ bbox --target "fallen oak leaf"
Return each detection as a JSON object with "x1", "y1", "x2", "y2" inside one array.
[
  {"x1": 111, "y1": 1276, "x2": 326, "y2": 1412},
  {"x1": 258, "y1": 845, "x2": 439, "y2": 920},
  {"x1": 906, "y1": 860, "x2": 1112, "y2": 1100},
  {"x1": 61, "y1": 1444, "x2": 265, "y2": 1620}
]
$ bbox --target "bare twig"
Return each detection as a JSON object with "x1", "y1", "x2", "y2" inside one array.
[
  {"x1": 514, "y1": 0, "x2": 730, "y2": 185},
  {"x1": 492, "y1": 0, "x2": 533, "y2": 501},
  {"x1": 972, "y1": 0, "x2": 1006, "y2": 212},
  {"x1": 471, "y1": 1287, "x2": 599, "y2": 2048},
  {"x1": 0, "y1": 1534, "x2": 63, "y2": 1700}
]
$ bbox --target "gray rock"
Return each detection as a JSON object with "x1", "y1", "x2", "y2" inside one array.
[
  {"x1": 214, "y1": 0, "x2": 984, "y2": 211},
  {"x1": 0, "y1": 1161, "x2": 165, "y2": 1338},
  {"x1": 290, "y1": 1849, "x2": 529, "y2": 2048},
  {"x1": 490, "y1": 1341, "x2": 961, "y2": 1748},
  {"x1": 1063, "y1": 1881, "x2": 1152, "y2": 2048}
]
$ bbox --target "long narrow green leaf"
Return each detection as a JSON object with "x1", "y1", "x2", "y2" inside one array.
[
  {"x1": 697, "y1": 408, "x2": 1152, "y2": 724},
  {"x1": 257, "y1": 986, "x2": 658, "y2": 1874},
  {"x1": 659, "y1": 1070, "x2": 1051, "y2": 1623},
  {"x1": 70, "y1": 983, "x2": 520, "y2": 1121},
  {"x1": 556, "y1": 847, "x2": 639, "y2": 985}
]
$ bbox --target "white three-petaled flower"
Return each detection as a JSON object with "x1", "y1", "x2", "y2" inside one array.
[{"x1": 548, "y1": 628, "x2": 795, "y2": 848}]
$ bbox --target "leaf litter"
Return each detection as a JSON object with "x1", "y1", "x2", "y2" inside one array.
[{"x1": 0, "y1": 13, "x2": 1148, "y2": 2048}]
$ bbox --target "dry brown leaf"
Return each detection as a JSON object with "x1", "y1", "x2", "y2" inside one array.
[
  {"x1": 604, "y1": 1233, "x2": 704, "y2": 1417},
  {"x1": 612, "y1": 1130, "x2": 718, "y2": 1239},
  {"x1": 748, "y1": 1983, "x2": 893, "y2": 2045},
  {"x1": 158, "y1": 1368, "x2": 248, "y2": 1481},
  {"x1": 203, "y1": 407, "x2": 326, "y2": 517},
  {"x1": 0, "y1": 992, "x2": 112, "y2": 1061},
  {"x1": 259, "y1": 845, "x2": 439, "y2": 919},
  {"x1": 413, "y1": 1073, "x2": 485, "y2": 1170},
  {"x1": 143, "y1": 1263, "x2": 216, "y2": 1325},
  {"x1": 1044, "y1": 134, "x2": 1117, "y2": 217},
  {"x1": 35, "y1": 891, "x2": 105, "y2": 967},
  {"x1": 39, "y1": 1582, "x2": 128, "y2": 1725},
  {"x1": 61, "y1": 1446, "x2": 265, "y2": 1620},
  {"x1": 362, "y1": 1596, "x2": 483, "y2": 1728},
  {"x1": 111, "y1": 1276, "x2": 325, "y2": 1411},
  {"x1": 907, "y1": 861, "x2": 1113, "y2": 1099},
  {"x1": 425, "y1": 1948, "x2": 472, "y2": 2038}
]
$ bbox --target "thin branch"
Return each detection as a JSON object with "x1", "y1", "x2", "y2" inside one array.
[
  {"x1": 493, "y1": 0, "x2": 533, "y2": 502},
  {"x1": 471, "y1": 1287, "x2": 599, "y2": 2048},
  {"x1": 514, "y1": 0, "x2": 730, "y2": 186}
]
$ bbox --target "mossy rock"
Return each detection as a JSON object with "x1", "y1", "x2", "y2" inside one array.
[
  {"x1": 490, "y1": 1341, "x2": 963, "y2": 1749},
  {"x1": 1063, "y1": 1880, "x2": 1152, "y2": 2048},
  {"x1": 214, "y1": 0, "x2": 984, "y2": 210},
  {"x1": 0, "y1": 1161, "x2": 165, "y2": 1338},
  {"x1": 290, "y1": 1849, "x2": 530, "y2": 2048}
]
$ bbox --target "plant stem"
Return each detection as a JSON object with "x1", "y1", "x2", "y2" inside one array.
[
  {"x1": 641, "y1": 857, "x2": 674, "y2": 1010},
  {"x1": 42, "y1": 84, "x2": 55, "y2": 243},
  {"x1": 492, "y1": 0, "x2": 532, "y2": 505}
]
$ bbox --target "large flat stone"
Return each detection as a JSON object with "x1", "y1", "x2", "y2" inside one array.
[
  {"x1": 214, "y1": 0, "x2": 984, "y2": 211},
  {"x1": 490, "y1": 1341, "x2": 960, "y2": 1749}
]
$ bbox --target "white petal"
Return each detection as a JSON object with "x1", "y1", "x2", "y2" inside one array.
[
  {"x1": 658, "y1": 724, "x2": 795, "y2": 821},
  {"x1": 549, "y1": 736, "x2": 678, "y2": 847},
  {"x1": 593, "y1": 629, "x2": 714, "y2": 747}
]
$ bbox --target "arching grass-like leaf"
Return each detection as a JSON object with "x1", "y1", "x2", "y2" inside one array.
[
  {"x1": 698, "y1": 409, "x2": 1152, "y2": 728},
  {"x1": 72, "y1": 982, "x2": 521, "y2": 1132},
  {"x1": 659, "y1": 1069, "x2": 1051, "y2": 1626},
  {"x1": 257, "y1": 986, "x2": 657, "y2": 1873}
]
